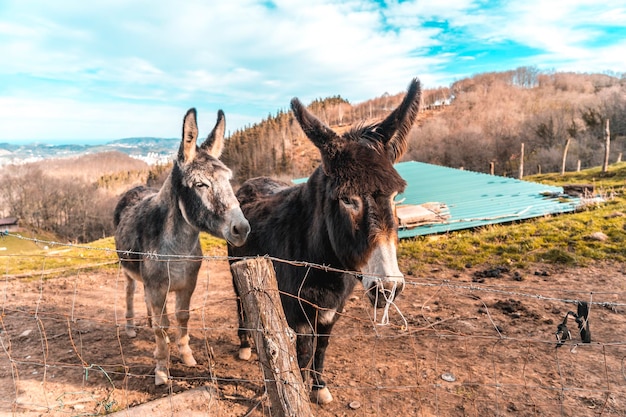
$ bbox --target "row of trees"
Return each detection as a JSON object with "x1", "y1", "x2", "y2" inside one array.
[
  {"x1": 406, "y1": 70, "x2": 626, "y2": 175},
  {"x1": 222, "y1": 87, "x2": 417, "y2": 182},
  {"x1": 0, "y1": 151, "x2": 168, "y2": 242},
  {"x1": 0, "y1": 165, "x2": 117, "y2": 242}
]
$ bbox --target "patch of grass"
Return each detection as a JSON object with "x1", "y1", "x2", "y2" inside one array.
[
  {"x1": 532, "y1": 162, "x2": 626, "y2": 189},
  {"x1": 0, "y1": 229, "x2": 58, "y2": 254},
  {"x1": 199, "y1": 232, "x2": 228, "y2": 256},
  {"x1": 0, "y1": 232, "x2": 119, "y2": 278},
  {"x1": 0, "y1": 234, "x2": 40, "y2": 254},
  {"x1": 399, "y1": 162, "x2": 626, "y2": 273},
  {"x1": 0, "y1": 231, "x2": 228, "y2": 278}
]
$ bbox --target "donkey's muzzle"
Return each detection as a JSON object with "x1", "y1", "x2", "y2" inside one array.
[
  {"x1": 226, "y1": 209, "x2": 251, "y2": 247},
  {"x1": 365, "y1": 278, "x2": 404, "y2": 309}
]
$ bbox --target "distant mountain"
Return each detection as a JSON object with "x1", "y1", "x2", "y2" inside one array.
[
  {"x1": 0, "y1": 137, "x2": 179, "y2": 166},
  {"x1": 106, "y1": 137, "x2": 180, "y2": 149}
]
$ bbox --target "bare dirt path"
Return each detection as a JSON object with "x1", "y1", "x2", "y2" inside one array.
[{"x1": 1, "y1": 260, "x2": 625, "y2": 416}]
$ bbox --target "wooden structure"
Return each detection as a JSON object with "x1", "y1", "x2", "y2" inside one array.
[
  {"x1": 396, "y1": 202, "x2": 450, "y2": 229},
  {"x1": 0, "y1": 217, "x2": 19, "y2": 232},
  {"x1": 562, "y1": 184, "x2": 595, "y2": 197}
]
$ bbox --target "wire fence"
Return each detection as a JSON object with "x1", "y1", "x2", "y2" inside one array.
[{"x1": 0, "y1": 234, "x2": 625, "y2": 416}]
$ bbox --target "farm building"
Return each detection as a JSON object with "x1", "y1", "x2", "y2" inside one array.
[{"x1": 0, "y1": 217, "x2": 19, "y2": 233}]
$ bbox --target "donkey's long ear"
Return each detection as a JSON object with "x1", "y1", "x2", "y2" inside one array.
[
  {"x1": 291, "y1": 98, "x2": 340, "y2": 173},
  {"x1": 179, "y1": 108, "x2": 198, "y2": 163},
  {"x1": 377, "y1": 78, "x2": 421, "y2": 163},
  {"x1": 200, "y1": 110, "x2": 226, "y2": 158}
]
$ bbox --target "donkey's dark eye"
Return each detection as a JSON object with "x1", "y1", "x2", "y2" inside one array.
[
  {"x1": 195, "y1": 182, "x2": 207, "y2": 188},
  {"x1": 340, "y1": 196, "x2": 361, "y2": 211}
]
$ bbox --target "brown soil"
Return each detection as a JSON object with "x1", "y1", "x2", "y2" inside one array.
[{"x1": 1, "y1": 260, "x2": 625, "y2": 416}]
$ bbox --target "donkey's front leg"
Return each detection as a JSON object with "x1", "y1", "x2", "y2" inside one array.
[
  {"x1": 236, "y1": 295, "x2": 253, "y2": 360},
  {"x1": 175, "y1": 290, "x2": 197, "y2": 367},
  {"x1": 148, "y1": 291, "x2": 171, "y2": 386},
  {"x1": 310, "y1": 330, "x2": 333, "y2": 404},
  {"x1": 296, "y1": 326, "x2": 334, "y2": 404},
  {"x1": 297, "y1": 323, "x2": 334, "y2": 404}
]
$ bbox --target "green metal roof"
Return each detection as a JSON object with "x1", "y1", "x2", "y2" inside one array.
[
  {"x1": 293, "y1": 161, "x2": 581, "y2": 238},
  {"x1": 395, "y1": 161, "x2": 580, "y2": 238}
]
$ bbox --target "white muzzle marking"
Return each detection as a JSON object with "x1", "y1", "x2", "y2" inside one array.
[{"x1": 361, "y1": 239, "x2": 405, "y2": 324}]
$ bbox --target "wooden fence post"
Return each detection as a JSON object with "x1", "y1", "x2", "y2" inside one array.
[
  {"x1": 561, "y1": 138, "x2": 571, "y2": 176},
  {"x1": 230, "y1": 258, "x2": 314, "y2": 417},
  {"x1": 518, "y1": 142, "x2": 524, "y2": 179},
  {"x1": 603, "y1": 118, "x2": 610, "y2": 173}
]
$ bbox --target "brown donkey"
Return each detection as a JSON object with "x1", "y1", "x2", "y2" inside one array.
[
  {"x1": 229, "y1": 78, "x2": 421, "y2": 403},
  {"x1": 115, "y1": 108, "x2": 250, "y2": 385}
]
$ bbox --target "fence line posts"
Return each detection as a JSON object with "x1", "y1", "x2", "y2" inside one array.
[
  {"x1": 519, "y1": 142, "x2": 524, "y2": 179},
  {"x1": 230, "y1": 257, "x2": 313, "y2": 417},
  {"x1": 561, "y1": 138, "x2": 571, "y2": 176},
  {"x1": 603, "y1": 118, "x2": 611, "y2": 173}
]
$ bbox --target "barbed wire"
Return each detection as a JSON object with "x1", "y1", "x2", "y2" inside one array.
[{"x1": 4, "y1": 232, "x2": 625, "y2": 308}]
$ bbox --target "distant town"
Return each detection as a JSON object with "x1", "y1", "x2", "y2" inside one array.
[{"x1": 0, "y1": 137, "x2": 179, "y2": 166}]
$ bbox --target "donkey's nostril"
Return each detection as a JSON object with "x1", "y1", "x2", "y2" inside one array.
[{"x1": 232, "y1": 220, "x2": 251, "y2": 239}]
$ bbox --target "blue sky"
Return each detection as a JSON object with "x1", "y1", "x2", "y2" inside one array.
[{"x1": 0, "y1": 0, "x2": 624, "y2": 144}]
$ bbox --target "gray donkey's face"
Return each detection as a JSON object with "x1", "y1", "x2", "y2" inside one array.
[{"x1": 175, "y1": 109, "x2": 250, "y2": 247}]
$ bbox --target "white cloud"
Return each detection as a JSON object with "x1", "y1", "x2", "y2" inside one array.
[
  {"x1": 456, "y1": 0, "x2": 626, "y2": 54},
  {"x1": 0, "y1": 0, "x2": 623, "y2": 141}
]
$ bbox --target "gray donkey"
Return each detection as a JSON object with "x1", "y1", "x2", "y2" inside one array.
[{"x1": 114, "y1": 108, "x2": 250, "y2": 385}]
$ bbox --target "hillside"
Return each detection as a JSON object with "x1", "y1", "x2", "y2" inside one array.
[
  {"x1": 0, "y1": 151, "x2": 165, "y2": 243},
  {"x1": 222, "y1": 68, "x2": 626, "y2": 183},
  {"x1": 11, "y1": 151, "x2": 150, "y2": 182}
]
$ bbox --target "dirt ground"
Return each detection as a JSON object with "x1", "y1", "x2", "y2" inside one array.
[{"x1": 0, "y1": 258, "x2": 625, "y2": 417}]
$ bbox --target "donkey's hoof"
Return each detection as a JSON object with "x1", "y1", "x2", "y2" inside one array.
[
  {"x1": 182, "y1": 353, "x2": 197, "y2": 367},
  {"x1": 125, "y1": 328, "x2": 137, "y2": 338},
  {"x1": 155, "y1": 369, "x2": 169, "y2": 386},
  {"x1": 312, "y1": 387, "x2": 333, "y2": 404},
  {"x1": 238, "y1": 347, "x2": 252, "y2": 361}
]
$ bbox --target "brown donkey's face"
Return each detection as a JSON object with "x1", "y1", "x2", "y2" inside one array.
[
  {"x1": 291, "y1": 78, "x2": 421, "y2": 307},
  {"x1": 325, "y1": 142, "x2": 407, "y2": 308},
  {"x1": 176, "y1": 109, "x2": 250, "y2": 247}
]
